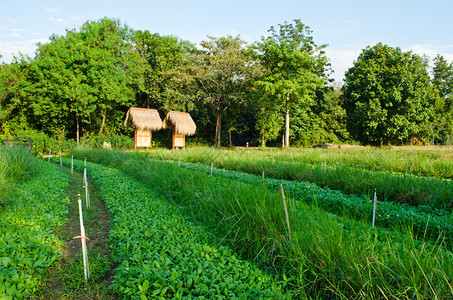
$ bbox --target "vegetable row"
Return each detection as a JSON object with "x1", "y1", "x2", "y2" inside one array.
[
  {"x1": 71, "y1": 149, "x2": 453, "y2": 299},
  {"x1": 68, "y1": 158, "x2": 285, "y2": 299},
  {"x1": 149, "y1": 149, "x2": 453, "y2": 210},
  {"x1": 177, "y1": 161, "x2": 453, "y2": 246},
  {"x1": 0, "y1": 159, "x2": 69, "y2": 299}
]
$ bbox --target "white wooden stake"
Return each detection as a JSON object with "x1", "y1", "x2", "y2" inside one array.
[
  {"x1": 372, "y1": 189, "x2": 377, "y2": 227},
  {"x1": 71, "y1": 155, "x2": 74, "y2": 174},
  {"x1": 262, "y1": 170, "x2": 265, "y2": 184},
  {"x1": 83, "y1": 167, "x2": 90, "y2": 208},
  {"x1": 211, "y1": 162, "x2": 213, "y2": 176},
  {"x1": 60, "y1": 149, "x2": 62, "y2": 168},
  {"x1": 178, "y1": 158, "x2": 181, "y2": 167},
  {"x1": 75, "y1": 194, "x2": 90, "y2": 282},
  {"x1": 48, "y1": 148, "x2": 52, "y2": 163},
  {"x1": 280, "y1": 184, "x2": 292, "y2": 241}
]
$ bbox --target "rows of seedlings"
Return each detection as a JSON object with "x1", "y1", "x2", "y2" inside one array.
[
  {"x1": 149, "y1": 148, "x2": 453, "y2": 210},
  {"x1": 68, "y1": 158, "x2": 286, "y2": 299},
  {"x1": 0, "y1": 152, "x2": 69, "y2": 299},
  {"x1": 72, "y1": 149, "x2": 453, "y2": 299},
  {"x1": 177, "y1": 161, "x2": 453, "y2": 247}
]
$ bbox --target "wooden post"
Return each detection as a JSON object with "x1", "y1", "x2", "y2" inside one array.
[
  {"x1": 134, "y1": 128, "x2": 137, "y2": 150},
  {"x1": 280, "y1": 184, "x2": 292, "y2": 241},
  {"x1": 48, "y1": 148, "x2": 51, "y2": 163},
  {"x1": 75, "y1": 194, "x2": 90, "y2": 282},
  {"x1": 372, "y1": 189, "x2": 377, "y2": 227}
]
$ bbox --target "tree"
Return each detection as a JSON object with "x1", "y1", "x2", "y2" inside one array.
[
  {"x1": 17, "y1": 18, "x2": 143, "y2": 142},
  {"x1": 342, "y1": 43, "x2": 436, "y2": 145},
  {"x1": 133, "y1": 31, "x2": 197, "y2": 112},
  {"x1": 254, "y1": 20, "x2": 330, "y2": 147},
  {"x1": 194, "y1": 35, "x2": 259, "y2": 147},
  {"x1": 432, "y1": 55, "x2": 453, "y2": 138}
]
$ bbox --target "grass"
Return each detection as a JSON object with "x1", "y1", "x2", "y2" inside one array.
[
  {"x1": 0, "y1": 145, "x2": 38, "y2": 205},
  {"x1": 66, "y1": 157, "x2": 286, "y2": 299},
  {"x1": 148, "y1": 147, "x2": 453, "y2": 210},
  {"x1": 72, "y1": 149, "x2": 453, "y2": 299}
]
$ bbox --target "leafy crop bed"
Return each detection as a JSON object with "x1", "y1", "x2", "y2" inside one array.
[
  {"x1": 68, "y1": 158, "x2": 285, "y2": 299},
  {"x1": 0, "y1": 158, "x2": 69, "y2": 299},
  {"x1": 71, "y1": 149, "x2": 453, "y2": 299},
  {"x1": 178, "y1": 161, "x2": 453, "y2": 246},
  {"x1": 150, "y1": 148, "x2": 453, "y2": 210}
]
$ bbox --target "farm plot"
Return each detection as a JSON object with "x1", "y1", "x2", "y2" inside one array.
[
  {"x1": 67, "y1": 158, "x2": 285, "y2": 299},
  {"x1": 0, "y1": 149, "x2": 69, "y2": 299},
  {"x1": 150, "y1": 148, "x2": 453, "y2": 210},
  {"x1": 150, "y1": 147, "x2": 453, "y2": 179},
  {"x1": 177, "y1": 161, "x2": 453, "y2": 247},
  {"x1": 72, "y1": 149, "x2": 453, "y2": 299}
]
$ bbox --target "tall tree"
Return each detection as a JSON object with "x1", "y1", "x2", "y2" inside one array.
[
  {"x1": 342, "y1": 43, "x2": 436, "y2": 145},
  {"x1": 133, "y1": 31, "x2": 197, "y2": 112},
  {"x1": 21, "y1": 18, "x2": 142, "y2": 141},
  {"x1": 194, "y1": 35, "x2": 258, "y2": 147},
  {"x1": 254, "y1": 20, "x2": 330, "y2": 147},
  {"x1": 432, "y1": 55, "x2": 453, "y2": 138}
]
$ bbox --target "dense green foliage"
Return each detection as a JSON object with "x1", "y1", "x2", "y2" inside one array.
[
  {"x1": 1, "y1": 18, "x2": 452, "y2": 147},
  {"x1": 178, "y1": 161, "x2": 453, "y2": 246},
  {"x1": 0, "y1": 153, "x2": 68, "y2": 298},
  {"x1": 0, "y1": 146, "x2": 37, "y2": 204},
  {"x1": 342, "y1": 43, "x2": 439, "y2": 145},
  {"x1": 72, "y1": 149, "x2": 453, "y2": 299},
  {"x1": 254, "y1": 20, "x2": 330, "y2": 147},
  {"x1": 68, "y1": 158, "x2": 285, "y2": 299},
  {"x1": 149, "y1": 147, "x2": 453, "y2": 210}
]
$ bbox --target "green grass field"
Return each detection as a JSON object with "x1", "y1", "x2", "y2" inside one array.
[{"x1": 2, "y1": 145, "x2": 452, "y2": 299}]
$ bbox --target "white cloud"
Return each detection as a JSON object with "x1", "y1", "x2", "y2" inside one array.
[
  {"x1": 49, "y1": 17, "x2": 65, "y2": 25},
  {"x1": 405, "y1": 44, "x2": 453, "y2": 63},
  {"x1": 324, "y1": 48, "x2": 362, "y2": 82},
  {"x1": 11, "y1": 32, "x2": 22, "y2": 38},
  {"x1": 46, "y1": 7, "x2": 60, "y2": 13},
  {"x1": 8, "y1": 18, "x2": 20, "y2": 24},
  {"x1": 0, "y1": 39, "x2": 48, "y2": 63}
]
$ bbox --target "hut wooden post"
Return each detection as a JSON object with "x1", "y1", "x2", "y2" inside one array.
[{"x1": 134, "y1": 128, "x2": 137, "y2": 150}]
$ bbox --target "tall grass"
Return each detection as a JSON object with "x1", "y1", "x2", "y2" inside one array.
[
  {"x1": 150, "y1": 147, "x2": 453, "y2": 210},
  {"x1": 73, "y1": 149, "x2": 453, "y2": 299},
  {"x1": 0, "y1": 146, "x2": 38, "y2": 205},
  {"x1": 153, "y1": 147, "x2": 453, "y2": 179}
]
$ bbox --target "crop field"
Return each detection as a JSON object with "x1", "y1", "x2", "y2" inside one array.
[{"x1": 1, "y1": 146, "x2": 452, "y2": 299}]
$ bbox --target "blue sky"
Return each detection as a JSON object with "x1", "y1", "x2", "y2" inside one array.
[{"x1": 1, "y1": 0, "x2": 452, "y2": 82}]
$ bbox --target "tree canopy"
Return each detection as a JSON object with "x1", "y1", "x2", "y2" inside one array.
[
  {"x1": 254, "y1": 20, "x2": 330, "y2": 147},
  {"x1": 342, "y1": 43, "x2": 437, "y2": 145},
  {"x1": 0, "y1": 18, "x2": 451, "y2": 148}
]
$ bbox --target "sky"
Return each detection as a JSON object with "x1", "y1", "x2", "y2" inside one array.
[{"x1": 1, "y1": 0, "x2": 452, "y2": 82}]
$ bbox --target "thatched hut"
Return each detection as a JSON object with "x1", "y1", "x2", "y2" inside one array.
[
  {"x1": 162, "y1": 111, "x2": 196, "y2": 149},
  {"x1": 124, "y1": 107, "x2": 162, "y2": 150}
]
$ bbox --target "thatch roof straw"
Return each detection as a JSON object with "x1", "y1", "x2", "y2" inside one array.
[
  {"x1": 163, "y1": 111, "x2": 196, "y2": 136},
  {"x1": 124, "y1": 107, "x2": 163, "y2": 131}
]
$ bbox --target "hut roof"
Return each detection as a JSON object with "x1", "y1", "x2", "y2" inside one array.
[
  {"x1": 162, "y1": 111, "x2": 196, "y2": 136},
  {"x1": 124, "y1": 107, "x2": 163, "y2": 131}
]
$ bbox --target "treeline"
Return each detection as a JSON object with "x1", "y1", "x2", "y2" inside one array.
[{"x1": 0, "y1": 18, "x2": 451, "y2": 149}]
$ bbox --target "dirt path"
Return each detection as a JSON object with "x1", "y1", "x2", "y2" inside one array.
[{"x1": 40, "y1": 166, "x2": 115, "y2": 299}]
